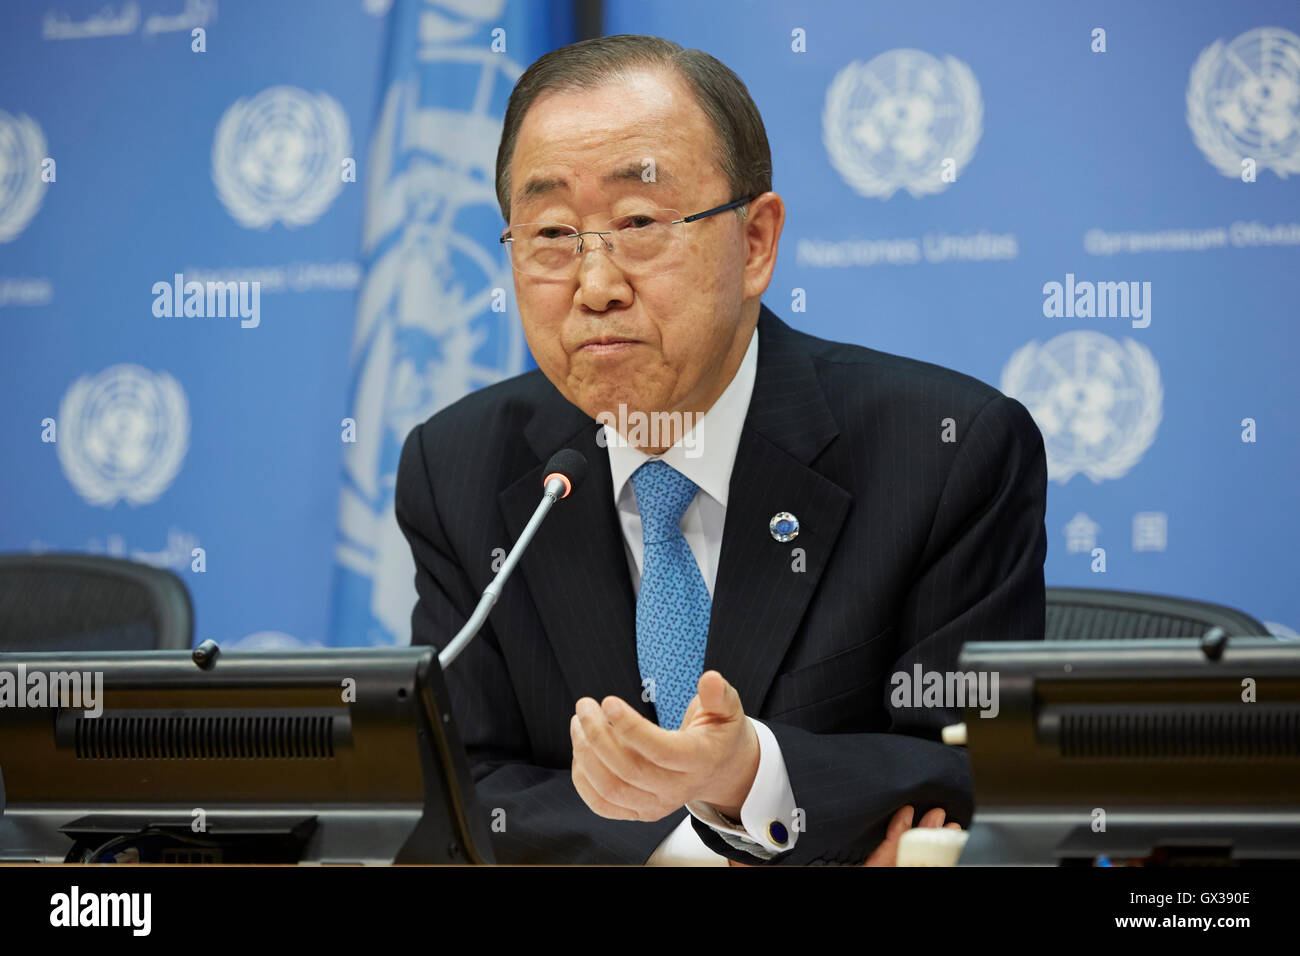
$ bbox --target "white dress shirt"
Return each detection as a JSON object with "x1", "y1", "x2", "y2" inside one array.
[{"x1": 599, "y1": 325, "x2": 801, "y2": 865}]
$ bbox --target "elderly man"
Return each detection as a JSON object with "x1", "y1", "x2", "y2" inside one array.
[{"x1": 396, "y1": 34, "x2": 1047, "y2": 866}]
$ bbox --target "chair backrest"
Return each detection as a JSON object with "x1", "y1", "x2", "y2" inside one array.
[
  {"x1": 1045, "y1": 587, "x2": 1267, "y2": 641},
  {"x1": 0, "y1": 553, "x2": 193, "y2": 651}
]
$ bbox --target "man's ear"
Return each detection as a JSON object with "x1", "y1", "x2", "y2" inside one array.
[{"x1": 741, "y1": 191, "x2": 785, "y2": 301}]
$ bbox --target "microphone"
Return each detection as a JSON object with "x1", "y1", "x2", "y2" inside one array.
[{"x1": 438, "y1": 450, "x2": 588, "y2": 668}]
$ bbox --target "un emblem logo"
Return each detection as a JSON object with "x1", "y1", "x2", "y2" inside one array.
[
  {"x1": 57, "y1": 365, "x2": 190, "y2": 507},
  {"x1": 212, "y1": 86, "x2": 351, "y2": 229},
  {"x1": 1188, "y1": 26, "x2": 1300, "y2": 179},
  {"x1": 1001, "y1": 332, "x2": 1162, "y2": 484},
  {"x1": 823, "y1": 49, "x2": 982, "y2": 200},
  {"x1": 0, "y1": 111, "x2": 49, "y2": 242}
]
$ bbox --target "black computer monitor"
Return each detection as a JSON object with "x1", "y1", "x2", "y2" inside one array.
[
  {"x1": 956, "y1": 636, "x2": 1300, "y2": 865},
  {"x1": 0, "y1": 646, "x2": 494, "y2": 864}
]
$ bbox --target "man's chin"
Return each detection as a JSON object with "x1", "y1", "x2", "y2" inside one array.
[
  {"x1": 570, "y1": 390, "x2": 660, "y2": 425},
  {"x1": 560, "y1": 377, "x2": 665, "y2": 424}
]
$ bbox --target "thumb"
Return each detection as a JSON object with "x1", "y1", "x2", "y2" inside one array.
[{"x1": 695, "y1": 670, "x2": 735, "y2": 717}]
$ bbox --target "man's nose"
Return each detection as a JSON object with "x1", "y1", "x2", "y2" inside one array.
[{"x1": 574, "y1": 244, "x2": 633, "y2": 312}]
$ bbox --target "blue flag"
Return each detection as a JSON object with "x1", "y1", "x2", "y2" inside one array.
[{"x1": 330, "y1": 0, "x2": 570, "y2": 646}]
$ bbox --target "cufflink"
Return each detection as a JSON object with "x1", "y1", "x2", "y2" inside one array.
[
  {"x1": 767, "y1": 820, "x2": 789, "y2": 846},
  {"x1": 769, "y1": 512, "x2": 799, "y2": 542}
]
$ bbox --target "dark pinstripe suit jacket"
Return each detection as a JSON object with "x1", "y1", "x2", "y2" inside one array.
[{"x1": 396, "y1": 304, "x2": 1047, "y2": 865}]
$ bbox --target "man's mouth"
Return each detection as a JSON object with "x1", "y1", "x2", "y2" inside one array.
[{"x1": 577, "y1": 336, "x2": 641, "y2": 354}]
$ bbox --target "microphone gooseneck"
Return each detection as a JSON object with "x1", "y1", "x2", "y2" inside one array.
[{"x1": 438, "y1": 450, "x2": 588, "y2": 669}]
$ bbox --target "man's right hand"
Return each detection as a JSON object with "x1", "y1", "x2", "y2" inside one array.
[{"x1": 862, "y1": 805, "x2": 963, "y2": 866}]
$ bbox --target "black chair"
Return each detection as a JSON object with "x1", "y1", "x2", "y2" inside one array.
[
  {"x1": 0, "y1": 553, "x2": 193, "y2": 651},
  {"x1": 1045, "y1": 587, "x2": 1268, "y2": 641}
]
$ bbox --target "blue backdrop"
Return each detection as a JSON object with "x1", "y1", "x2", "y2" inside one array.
[
  {"x1": 1, "y1": 0, "x2": 1296, "y2": 646},
  {"x1": 601, "y1": 0, "x2": 1300, "y2": 637}
]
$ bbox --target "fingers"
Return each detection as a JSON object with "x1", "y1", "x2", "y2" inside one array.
[
  {"x1": 591, "y1": 695, "x2": 695, "y2": 770},
  {"x1": 917, "y1": 807, "x2": 948, "y2": 828},
  {"x1": 889, "y1": 804, "x2": 916, "y2": 836},
  {"x1": 862, "y1": 806, "x2": 962, "y2": 867},
  {"x1": 570, "y1": 758, "x2": 639, "y2": 821},
  {"x1": 570, "y1": 711, "x2": 659, "y2": 818},
  {"x1": 576, "y1": 698, "x2": 681, "y2": 790},
  {"x1": 863, "y1": 806, "x2": 915, "y2": 868},
  {"x1": 862, "y1": 804, "x2": 914, "y2": 866}
]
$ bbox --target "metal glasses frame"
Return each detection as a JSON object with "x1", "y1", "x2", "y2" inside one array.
[{"x1": 499, "y1": 195, "x2": 756, "y2": 259}]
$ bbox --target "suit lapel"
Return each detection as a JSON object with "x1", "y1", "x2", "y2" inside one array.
[
  {"x1": 497, "y1": 390, "x2": 656, "y2": 721},
  {"x1": 703, "y1": 308, "x2": 852, "y2": 714},
  {"x1": 496, "y1": 306, "x2": 850, "y2": 721}
]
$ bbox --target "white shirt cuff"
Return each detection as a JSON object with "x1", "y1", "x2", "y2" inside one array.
[
  {"x1": 645, "y1": 815, "x2": 731, "y2": 866},
  {"x1": 685, "y1": 717, "x2": 798, "y2": 859}
]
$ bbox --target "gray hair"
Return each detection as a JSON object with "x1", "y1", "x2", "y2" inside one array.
[{"x1": 495, "y1": 34, "x2": 772, "y2": 222}]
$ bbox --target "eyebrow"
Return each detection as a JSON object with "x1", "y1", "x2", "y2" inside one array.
[{"x1": 518, "y1": 163, "x2": 675, "y2": 204}]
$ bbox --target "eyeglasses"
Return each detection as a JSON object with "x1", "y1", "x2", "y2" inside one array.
[{"x1": 499, "y1": 196, "x2": 755, "y2": 279}]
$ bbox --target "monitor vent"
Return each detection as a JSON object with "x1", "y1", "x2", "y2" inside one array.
[
  {"x1": 1058, "y1": 709, "x2": 1300, "y2": 759},
  {"x1": 72, "y1": 714, "x2": 337, "y2": 760}
]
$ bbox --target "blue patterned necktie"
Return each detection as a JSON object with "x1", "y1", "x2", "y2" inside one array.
[{"x1": 630, "y1": 459, "x2": 712, "y2": 731}]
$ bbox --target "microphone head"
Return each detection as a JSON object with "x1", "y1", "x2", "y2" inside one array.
[{"x1": 542, "y1": 449, "x2": 588, "y2": 500}]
